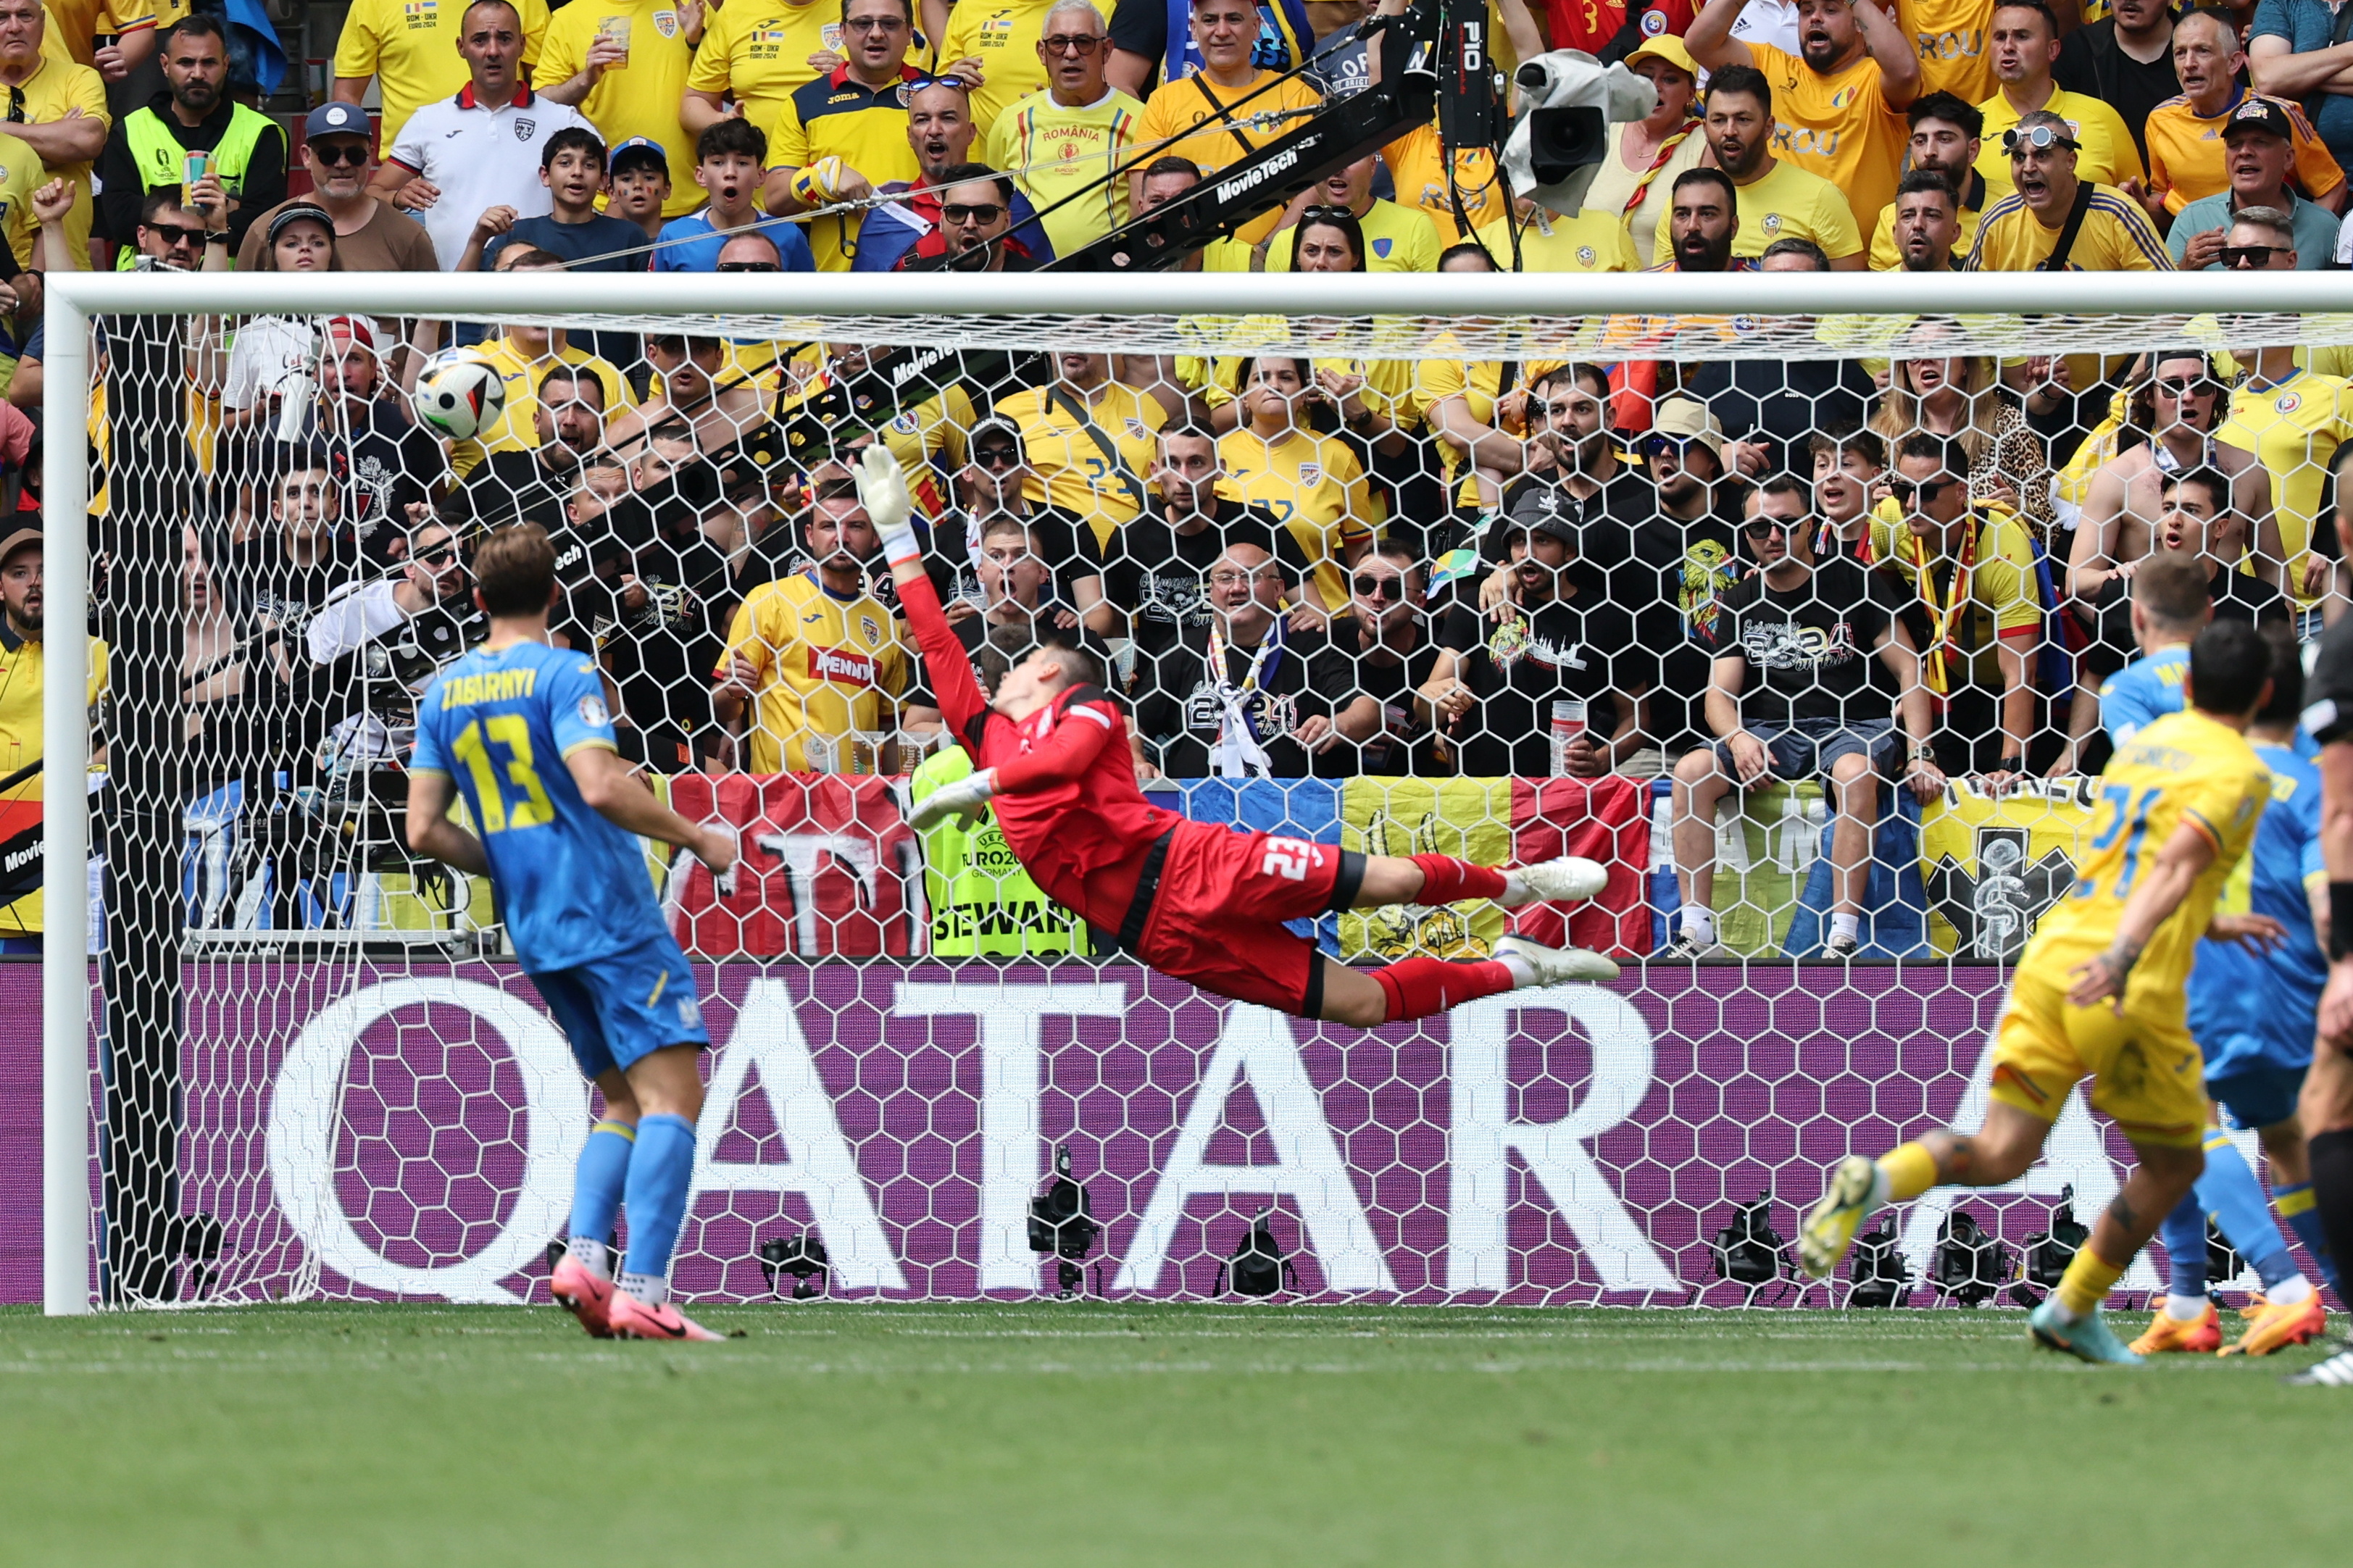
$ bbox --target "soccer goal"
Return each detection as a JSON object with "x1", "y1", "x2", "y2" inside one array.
[{"x1": 35, "y1": 267, "x2": 2350, "y2": 1316}]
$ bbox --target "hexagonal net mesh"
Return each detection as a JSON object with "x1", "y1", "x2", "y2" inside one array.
[{"x1": 46, "y1": 294, "x2": 2334, "y2": 1311}]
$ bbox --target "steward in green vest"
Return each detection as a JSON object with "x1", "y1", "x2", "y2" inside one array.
[
  {"x1": 93, "y1": 17, "x2": 288, "y2": 267},
  {"x1": 910, "y1": 746, "x2": 1094, "y2": 957}
]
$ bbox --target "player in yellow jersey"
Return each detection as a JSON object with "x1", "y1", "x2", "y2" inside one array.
[{"x1": 1799, "y1": 620, "x2": 2283, "y2": 1364}]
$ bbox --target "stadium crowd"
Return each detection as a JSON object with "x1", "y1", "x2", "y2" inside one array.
[{"x1": 11, "y1": 0, "x2": 2353, "y2": 955}]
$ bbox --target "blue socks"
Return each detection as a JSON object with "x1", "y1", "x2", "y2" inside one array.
[
  {"x1": 2162, "y1": 1129, "x2": 2302, "y2": 1298},
  {"x1": 2274, "y1": 1182, "x2": 2342, "y2": 1296},
  {"x1": 2161, "y1": 1193, "x2": 2209, "y2": 1298},
  {"x1": 2198, "y1": 1130, "x2": 2295, "y2": 1282},
  {"x1": 618, "y1": 1113, "x2": 699, "y2": 1303},
  {"x1": 565, "y1": 1120, "x2": 637, "y2": 1275}
]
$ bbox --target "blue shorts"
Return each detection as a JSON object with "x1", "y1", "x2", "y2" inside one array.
[
  {"x1": 531, "y1": 932, "x2": 709, "y2": 1079},
  {"x1": 2209, "y1": 1064, "x2": 2307, "y2": 1132}
]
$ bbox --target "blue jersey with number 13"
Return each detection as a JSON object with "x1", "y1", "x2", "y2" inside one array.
[{"x1": 412, "y1": 641, "x2": 667, "y2": 974}]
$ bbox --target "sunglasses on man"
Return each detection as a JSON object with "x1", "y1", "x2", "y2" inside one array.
[
  {"x1": 142, "y1": 221, "x2": 206, "y2": 249},
  {"x1": 972, "y1": 445, "x2": 1023, "y2": 468},
  {"x1": 2221, "y1": 244, "x2": 2280, "y2": 269},
  {"x1": 1038, "y1": 32, "x2": 1104, "y2": 51},
  {"x1": 2153, "y1": 374, "x2": 2218, "y2": 399},
  {"x1": 310, "y1": 139, "x2": 370, "y2": 168},
  {"x1": 715, "y1": 260, "x2": 779, "y2": 272},
  {"x1": 1888, "y1": 476, "x2": 1960, "y2": 506},
  {"x1": 941, "y1": 202, "x2": 1005, "y2": 226},
  {"x1": 1350, "y1": 572, "x2": 1404, "y2": 599}
]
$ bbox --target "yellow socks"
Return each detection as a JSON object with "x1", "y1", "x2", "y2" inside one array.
[
  {"x1": 1876, "y1": 1143, "x2": 1939, "y2": 1205},
  {"x1": 2054, "y1": 1245, "x2": 2127, "y2": 1319}
]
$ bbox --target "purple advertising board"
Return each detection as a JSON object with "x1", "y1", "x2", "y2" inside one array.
[{"x1": 0, "y1": 961, "x2": 2171, "y2": 1308}]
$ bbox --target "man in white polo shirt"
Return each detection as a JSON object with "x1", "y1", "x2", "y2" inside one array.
[{"x1": 369, "y1": 0, "x2": 592, "y2": 269}]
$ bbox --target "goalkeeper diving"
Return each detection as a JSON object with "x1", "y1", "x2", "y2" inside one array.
[
  {"x1": 858, "y1": 445, "x2": 1623, "y2": 1023},
  {"x1": 1797, "y1": 619, "x2": 2284, "y2": 1364}
]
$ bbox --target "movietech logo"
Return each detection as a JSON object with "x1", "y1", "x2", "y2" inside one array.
[
  {"x1": 1211, "y1": 143, "x2": 1306, "y2": 207},
  {"x1": 262, "y1": 977, "x2": 1683, "y2": 1301}
]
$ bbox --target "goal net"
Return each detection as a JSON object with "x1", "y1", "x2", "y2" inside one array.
[{"x1": 33, "y1": 270, "x2": 2346, "y2": 1313}]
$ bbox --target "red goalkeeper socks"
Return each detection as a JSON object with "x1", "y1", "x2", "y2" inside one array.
[
  {"x1": 1373, "y1": 956, "x2": 1517, "y2": 1022},
  {"x1": 1410, "y1": 854, "x2": 1508, "y2": 905}
]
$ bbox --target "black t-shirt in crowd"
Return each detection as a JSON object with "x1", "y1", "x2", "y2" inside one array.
[
  {"x1": 1686, "y1": 359, "x2": 1878, "y2": 479},
  {"x1": 1307, "y1": 625, "x2": 1443, "y2": 776},
  {"x1": 1616, "y1": 501, "x2": 1744, "y2": 750},
  {"x1": 1097, "y1": 497, "x2": 1308, "y2": 657},
  {"x1": 1709, "y1": 556, "x2": 1902, "y2": 727},
  {"x1": 222, "y1": 527, "x2": 370, "y2": 782},
  {"x1": 453, "y1": 448, "x2": 582, "y2": 534},
  {"x1": 1131, "y1": 614, "x2": 1336, "y2": 778},
  {"x1": 598, "y1": 491, "x2": 737, "y2": 766},
  {"x1": 2054, "y1": 21, "x2": 2180, "y2": 165},
  {"x1": 1437, "y1": 586, "x2": 1638, "y2": 777}
]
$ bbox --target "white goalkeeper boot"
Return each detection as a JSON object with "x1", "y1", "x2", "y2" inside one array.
[
  {"x1": 1494, "y1": 935, "x2": 1620, "y2": 985},
  {"x1": 1497, "y1": 857, "x2": 1611, "y2": 906}
]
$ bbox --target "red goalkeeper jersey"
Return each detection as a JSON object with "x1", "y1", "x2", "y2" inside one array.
[{"x1": 899, "y1": 569, "x2": 1182, "y2": 917}]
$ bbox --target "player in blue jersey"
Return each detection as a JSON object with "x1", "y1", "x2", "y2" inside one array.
[
  {"x1": 2099, "y1": 565, "x2": 2333, "y2": 1352},
  {"x1": 407, "y1": 525, "x2": 741, "y2": 1343},
  {"x1": 2132, "y1": 625, "x2": 2338, "y2": 1354}
]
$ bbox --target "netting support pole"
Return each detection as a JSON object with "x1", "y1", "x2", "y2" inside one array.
[{"x1": 41, "y1": 284, "x2": 90, "y2": 1316}]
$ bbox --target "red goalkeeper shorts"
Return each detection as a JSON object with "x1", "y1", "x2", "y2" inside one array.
[{"x1": 1091, "y1": 821, "x2": 1362, "y2": 1017}]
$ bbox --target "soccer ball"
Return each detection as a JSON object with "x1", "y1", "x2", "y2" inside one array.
[{"x1": 411, "y1": 352, "x2": 507, "y2": 440}]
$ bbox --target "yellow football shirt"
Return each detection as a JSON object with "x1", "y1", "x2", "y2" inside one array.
[
  {"x1": 1463, "y1": 207, "x2": 1636, "y2": 272},
  {"x1": 984, "y1": 86, "x2": 1145, "y2": 257},
  {"x1": 535, "y1": 0, "x2": 701, "y2": 215},
  {"x1": 1973, "y1": 86, "x2": 2144, "y2": 201},
  {"x1": 687, "y1": 0, "x2": 919, "y2": 133},
  {"x1": 766, "y1": 64, "x2": 923, "y2": 268},
  {"x1": 450, "y1": 337, "x2": 636, "y2": 477},
  {"x1": 938, "y1": 0, "x2": 1057, "y2": 138},
  {"x1": 1136, "y1": 69, "x2": 1322, "y2": 243},
  {"x1": 996, "y1": 380, "x2": 1167, "y2": 546},
  {"x1": 1731, "y1": 157, "x2": 1865, "y2": 261},
  {"x1": 0, "y1": 625, "x2": 108, "y2": 935},
  {"x1": 2021, "y1": 707, "x2": 2269, "y2": 1011},
  {"x1": 1257, "y1": 196, "x2": 1442, "y2": 272},
  {"x1": 1749, "y1": 42, "x2": 1909, "y2": 238},
  {"x1": 41, "y1": 0, "x2": 154, "y2": 70},
  {"x1": 0, "y1": 130, "x2": 45, "y2": 270},
  {"x1": 1867, "y1": 505, "x2": 2041, "y2": 688},
  {"x1": 2219, "y1": 367, "x2": 2353, "y2": 601},
  {"x1": 1900, "y1": 0, "x2": 1995, "y2": 104},
  {"x1": 332, "y1": 0, "x2": 551, "y2": 148},
  {"x1": 2144, "y1": 91, "x2": 2346, "y2": 214},
  {"x1": 1965, "y1": 183, "x2": 2172, "y2": 270},
  {"x1": 1216, "y1": 426, "x2": 1382, "y2": 609},
  {"x1": 1415, "y1": 340, "x2": 1565, "y2": 504},
  {"x1": 9, "y1": 56, "x2": 106, "y2": 258},
  {"x1": 720, "y1": 571, "x2": 909, "y2": 774},
  {"x1": 1380, "y1": 120, "x2": 1507, "y2": 245}
]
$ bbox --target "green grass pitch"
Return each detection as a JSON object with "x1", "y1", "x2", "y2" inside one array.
[{"x1": 4, "y1": 1300, "x2": 2346, "y2": 1566}]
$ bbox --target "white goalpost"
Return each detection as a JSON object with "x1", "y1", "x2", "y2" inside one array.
[{"x1": 39, "y1": 267, "x2": 2353, "y2": 1317}]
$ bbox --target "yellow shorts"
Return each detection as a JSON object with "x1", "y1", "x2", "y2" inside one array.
[{"x1": 1988, "y1": 965, "x2": 2205, "y2": 1148}]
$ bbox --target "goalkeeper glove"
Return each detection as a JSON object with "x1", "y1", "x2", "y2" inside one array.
[
  {"x1": 857, "y1": 443, "x2": 923, "y2": 570},
  {"x1": 907, "y1": 767, "x2": 996, "y2": 830}
]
